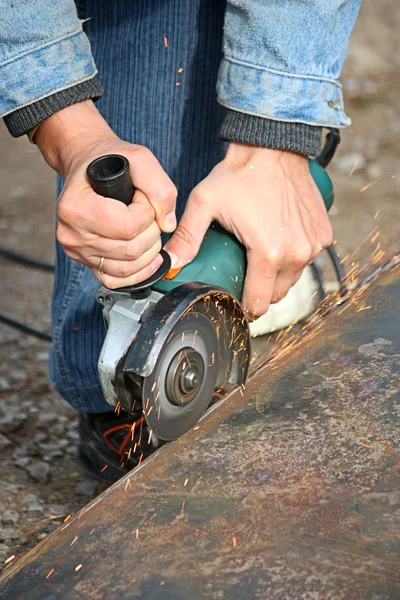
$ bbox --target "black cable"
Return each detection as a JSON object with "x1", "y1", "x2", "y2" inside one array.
[
  {"x1": 316, "y1": 128, "x2": 341, "y2": 168},
  {"x1": 0, "y1": 247, "x2": 54, "y2": 272},
  {"x1": 326, "y1": 245, "x2": 348, "y2": 295},
  {"x1": 309, "y1": 262, "x2": 325, "y2": 301},
  {"x1": 0, "y1": 314, "x2": 52, "y2": 342}
]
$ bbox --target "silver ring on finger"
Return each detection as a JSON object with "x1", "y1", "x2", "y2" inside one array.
[{"x1": 99, "y1": 256, "x2": 105, "y2": 275}]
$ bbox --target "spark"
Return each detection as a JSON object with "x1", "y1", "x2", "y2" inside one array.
[
  {"x1": 178, "y1": 67, "x2": 184, "y2": 73},
  {"x1": 184, "y1": 478, "x2": 189, "y2": 487},
  {"x1": 360, "y1": 180, "x2": 379, "y2": 193},
  {"x1": 136, "y1": 528, "x2": 139, "y2": 539},
  {"x1": 90, "y1": 529, "x2": 95, "y2": 535},
  {"x1": 164, "y1": 36, "x2": 168, "y2": 47},
  {"x1": 348, "y1": 161, "x2": 358, "y2": 178},
  {"x1": 180, "y1": 500, "x2": 186, "y2": 516},
  {"x1": 75, "y1": 564, "x2": 82, "y2": 572},
  {"x1": 148, "y1": 429, "x2": 153, "y2": 445},
  {"x1": 176, "y1": 82, "x2": 180, "y2": 87},
  {"x1": 4, "y1": 555, "x2": 15, "y2": 565},
  {"x1": 151, "y1": 381, "x2": 157, "y2": 392},
  {"x1": 356, "y1": 305, "x2": 371, "y2": 312},
  {"x1": 46, "y1": 568, "x2": 55, "y2": 579},
  {"x1": 193, "y1": 426, "x2": 200, "y2": 430},
  {"x1": 371, "y1": 231, "x2": 380, "y2": 243},
  {"x1": 232, "y1": 537, "x2": 238, "y2": 547},
  {"x1": 125, "y1": 479, "x2": 132, "y2": 492},
  {"x1": 374, "y1": 210, "x2": 380, "y2": 219},
  {"x1": 70, "y1": 535, "x2": 79, "y2": 546},
  {"x1": 101, "y1": 465, "x2": 108, "y2": 473}
]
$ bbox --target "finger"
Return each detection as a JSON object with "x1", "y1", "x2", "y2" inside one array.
[
  {"x1": 76, "y1": 221, "x2": 161, "y2": 262},
  {"x1": 270, "y1": 269, "x2": 298, "y2": 304},
  {"x1": 58, "y1": 187, "x2": 156, "y2": 241},
  {"x1": 128, "y1": 147, "x2": 177, "y2": 233},
  {"x1": 94, "y1": 240, "x2": 163, "y2": 288},
  {"x1": 241, "y1": 248, "x2": 278, "y2": 320},
  {"x1": 164, "y1": 191, "x2": 212, "y2": 268}
]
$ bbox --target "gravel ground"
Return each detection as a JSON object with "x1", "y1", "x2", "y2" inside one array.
[{"x1": 0, "y1": 0, "x2": 399, "y2": 572}]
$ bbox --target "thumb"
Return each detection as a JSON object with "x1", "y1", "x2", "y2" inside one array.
[{"x1": 164, "y1": 196, "x2": 211, "y2": 268}]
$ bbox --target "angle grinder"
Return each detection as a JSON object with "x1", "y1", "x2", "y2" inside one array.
[{"x1": 87, "y1": 132, "x2": 338, "y2": 442}]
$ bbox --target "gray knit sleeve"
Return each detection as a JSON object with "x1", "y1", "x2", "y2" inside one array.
[
  {"x1": 220, "y1": 109, "x2": 322, "y2": 157},
  {"x1": 3, "y1": 78, "x2": 103, "y2": 138}
]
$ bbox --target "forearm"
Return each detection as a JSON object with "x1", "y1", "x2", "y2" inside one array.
[{"x1": 35, "y1": 101, "x2": 117, "y2": 176}]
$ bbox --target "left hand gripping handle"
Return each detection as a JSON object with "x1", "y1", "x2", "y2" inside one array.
[{"x1": 86, "y1": 154, "x2": 171, "y2": 295}]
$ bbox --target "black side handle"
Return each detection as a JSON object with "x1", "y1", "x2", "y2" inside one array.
[{"x1": 87, "y1": 154, "x2": 134, "y2": 206}]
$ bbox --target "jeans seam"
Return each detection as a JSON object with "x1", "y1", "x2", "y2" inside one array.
[
  {"x1": 52, "y1": 260, "x2": 85, "y2": 391},
  {"x1": 223, "y1": 55, "x2": 342, "y2": 87},
  {"x1": 0, "y1": 73, "x2": 98, "y2": 118},
  {"x1": 0, "y1": 28, "x2": 84, "y2": 68}
]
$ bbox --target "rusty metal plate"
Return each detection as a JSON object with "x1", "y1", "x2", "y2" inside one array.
[{"x1": 2, "y1": 262, "x2": 400, "y2": 599}]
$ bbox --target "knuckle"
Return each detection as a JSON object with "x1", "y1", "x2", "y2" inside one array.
[
  {"x1": 271, "y1": 286, "x2": 289, "y2": 304},
  {"x1": 173, "y1": 224, "x2": 198, "y2": 248},
  {"x1": 132, "y1": 145, "x2": 152, "y2": 163},
  {"x1": 118, "y1": 261, "x2": 136, "y2": 278},
  {"x1": 123, "y1": 238, "x2": 141, "y2": 260},
  {"x1": 120, "y1": 219, "x2": 138, "y2": 241},
  {"x1": 155, "y1": 184, "x2": 177, "y2": 207},
  {"x1": 293, "y1": 243, "x2": 312, "y2": 267},
  {"x1": 58, "y1": 197, "x2": 75, "y2": 223},
  {"x1": 56, "y1": 225, "x2": 76, "y2": 249},
  {"x1": 262, "y1": 247, "x2": 284, "y2": 270}
]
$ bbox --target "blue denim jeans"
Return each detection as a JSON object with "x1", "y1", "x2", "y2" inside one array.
[{"x1": 50, "y1": 0, "x2": 228, "y2": 412}]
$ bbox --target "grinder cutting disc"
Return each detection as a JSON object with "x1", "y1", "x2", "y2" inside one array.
[{"x1": 142, "y1": 311, "x2": 219, "y2": 441}]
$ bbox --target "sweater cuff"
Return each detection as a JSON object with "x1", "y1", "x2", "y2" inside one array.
[
  {"x1": 220, "y1": 109, "x2": 322, "y2": 157},
  {"x1": 3, "y1": 78, "x2": 103, "y2": 138}
]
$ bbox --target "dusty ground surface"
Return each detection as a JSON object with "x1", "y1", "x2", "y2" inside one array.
[{"x1": 0, "y1": 0, "x2": 398, "y2": 572}]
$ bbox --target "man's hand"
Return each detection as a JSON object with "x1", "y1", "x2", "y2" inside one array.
[
  {"x1": 165, "y1": 143, "x2": 333, "y2": 319},
  {"x1": 35, "y1": 101, "x2": 177, "y2": 289}
]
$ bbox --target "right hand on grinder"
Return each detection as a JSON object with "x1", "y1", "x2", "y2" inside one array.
[{"x1": 34, "y1": 102, "x2": 177, "y2": 289}]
